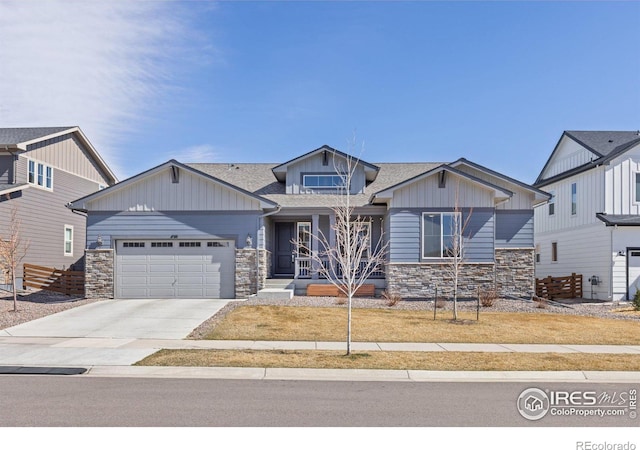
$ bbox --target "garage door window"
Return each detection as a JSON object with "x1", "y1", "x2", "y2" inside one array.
[
  {"x1": 208, "y1": 241, "x2": 229, "y2": 247},
  {"x1": 123, "y1": 242, "x2": 145, "y2": 248},
  {"x1": 179, "y1": 242, "x2": 201, "y2": 247},
  {"x1": 151, "y1": 242, "x2": 173, "y2": 248}
]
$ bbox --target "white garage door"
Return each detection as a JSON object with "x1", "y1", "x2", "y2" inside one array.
[{"x1": 116, "y1": 239, "x2": 235, "y2": 299}]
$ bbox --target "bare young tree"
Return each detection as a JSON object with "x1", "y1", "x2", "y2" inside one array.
[
  {"x1": 0, "y1": 195, "x2": 30, "y2": 312},
  {"x1": 441, "y1": 184, "x2": 472, "y2": 321},
  {"x1": 296, "y1": 142, "x2": 388, "y2": 355}
]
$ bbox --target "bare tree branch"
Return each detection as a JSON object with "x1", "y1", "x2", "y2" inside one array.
[
  {"x1": 294, "y1": 140, "x2": 388, "y2": 355},
  {"x1": 0, "y1": 194, "x2": 30, "y2": 311}
]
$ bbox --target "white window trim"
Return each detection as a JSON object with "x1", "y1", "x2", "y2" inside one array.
[
  {"x1": 296, "y1": 221, "x2": 311, "y2": 257},
  {"x1": 548, "y1": 190, "x2": 555, "y2": 216},
  {"x1": 27, "y1": 158, "x2": 54, "y2": 191},
  {"x1": 634, "y1": 173, "x2": 640, "y2": 204},
  {"x1": 570, "y1": 183, "x2": 577, "y2": 216},
  {"x1": 64, "y1": 225, "x2": 73, "y2": 257},
  {"x1": 421, "y1": 212, "x2": 462, "y2": 259}
]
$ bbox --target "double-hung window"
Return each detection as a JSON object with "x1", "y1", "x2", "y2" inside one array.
[
  {"x1": 422, "y1": 212, "x2": 461, "y2": 258},
  {"x1": 27, "y1": 159, "x2": 53, "y2": 190}
]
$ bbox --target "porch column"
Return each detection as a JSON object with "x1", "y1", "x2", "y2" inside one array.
[{"x1": 311, "y1": 214, "x2": 319, "y2": 280}]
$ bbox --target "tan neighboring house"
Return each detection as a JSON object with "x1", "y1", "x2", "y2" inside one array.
[{"x1": 0, "y1": 127, "x2": 117, "y2": 290}]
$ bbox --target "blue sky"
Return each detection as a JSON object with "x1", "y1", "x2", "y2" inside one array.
[{"x1": 1, "y1": 1, "x2": 639, "y2": 184}]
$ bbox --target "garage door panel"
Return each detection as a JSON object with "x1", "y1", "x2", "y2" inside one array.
[
  {"x1": 177, "y1": 265, "x2": 205, "y2": 273},
  {"x1": 116, "y1": 239, "x2": 235, "y2": 299}
]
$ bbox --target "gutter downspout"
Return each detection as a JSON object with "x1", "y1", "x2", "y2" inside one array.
[{"x1": 256, "y1": 205, "x2": 282, "y2": 294}]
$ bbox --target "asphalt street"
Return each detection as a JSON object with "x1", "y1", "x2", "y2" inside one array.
[{"x1": 0, "y1": 377, "x2": 637, "y2": 427}]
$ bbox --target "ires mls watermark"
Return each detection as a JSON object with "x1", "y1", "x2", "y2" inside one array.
[{"x1": 517, "y1": 387, "x2": 637, "y2": 421}]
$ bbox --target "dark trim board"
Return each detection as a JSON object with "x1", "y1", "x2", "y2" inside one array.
[{"x1": 625, "y1": 247, "x2": 640, "y2": 301}]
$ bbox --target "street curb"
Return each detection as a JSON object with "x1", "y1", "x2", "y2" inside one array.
[{"x1": 81, "y1": 365, "x2": 640, "y2": 383}]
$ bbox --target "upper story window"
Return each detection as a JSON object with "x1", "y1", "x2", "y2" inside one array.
[
  {"x1": 28, "y1": 159, "x2": 53, "y2": 190},
  {"x1": 302, "y1": 174, "x2": 346, "y2": 189},
  {"x1": 422, "y1": 212, "x2": 461, "y2": 259},
  {"x1": 571, "y1": 183, "x2": 577, "y2": 215},
  {"x1": 635, "y1": 174, "x2": 640, "y2": 203},
  {"x1": 548, "y1": 190, "x2": 555, "y2": 216}
]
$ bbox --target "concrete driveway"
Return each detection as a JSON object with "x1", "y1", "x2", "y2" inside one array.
[
  {"x1": 0, "y1": 299, "x2": 230, "y2": 367},
  {"x1": 2, "y1": 298, "x2": 230, "y2": 339}
]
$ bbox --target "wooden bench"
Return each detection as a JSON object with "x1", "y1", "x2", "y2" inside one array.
[{"x1": 306, "y1": 283, "x2": 376, "y2": 298}]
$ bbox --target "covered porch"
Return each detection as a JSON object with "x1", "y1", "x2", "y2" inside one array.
[{"x1": 263, "y1": 211, "x2": 386, "y2": 283}]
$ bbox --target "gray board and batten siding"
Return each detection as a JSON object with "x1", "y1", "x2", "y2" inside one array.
[
  {"x1": 387, "y1": 208, "x2": 533, "y2": 263},
  {"x1": 285, "y1": 151, "x2": 367, "y2": 195},
  {"x1": 24, "y1": 133, "x2": 112, "y2": 185},
  {"x1": 86, "y1": 211, "x2": 261, "y2": 250}
]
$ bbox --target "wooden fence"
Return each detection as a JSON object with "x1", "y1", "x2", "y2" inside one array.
[
  {"x1": 535, "y1": 273, "x2": 583, "y2": 300},
  {"x1": 23, "y1": 263, "x2": 85, "y2": 296}
]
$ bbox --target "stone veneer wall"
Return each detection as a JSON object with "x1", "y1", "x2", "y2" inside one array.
[
  {"x1": 235, "y1": 248, "x2": 269, "y2": 299},
  {"x1": 495, "y1": 248, "x2": 535, "y2": 298},
  {"x1": 386, "y1": 263, "x2": 495, "y2": 299},
  {"x1": 85, "y1": 249, "x2": 114, "y2": 299},
  {"x1": 386, "y1": 248, "x2": 535, "y2": 299}
]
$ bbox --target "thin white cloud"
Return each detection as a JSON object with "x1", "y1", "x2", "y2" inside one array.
[
  {"x1": 0, "y1": 0, "x2": 199, "y2": 176},
  {"x1": 172, "y1": 144, "x2": 221, "y2": 163}
]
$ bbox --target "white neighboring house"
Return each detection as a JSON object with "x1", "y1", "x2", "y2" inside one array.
[{"x1": 534, "y1": 130, "x2": 640, "y2": 301}]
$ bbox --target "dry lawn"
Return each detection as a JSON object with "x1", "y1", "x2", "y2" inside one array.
[
  {"x1": 203, "y1": 306, "x2": 640, "y2": 345},
  {"x1": 137, "y1": 349, "x2": 640, "y2": 371},
  {"x1": 613, "y1": 307, "x2": 640, "y2": 318}
]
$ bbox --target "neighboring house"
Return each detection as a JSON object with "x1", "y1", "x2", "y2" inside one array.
[
  {"x1": 533, "y1": 130, "x2": 640, "y2": 301},
  {"x1": 68, "y1": 145, "x2": 547, "y2": 300},
  {"x1": 0, "y1": 127, "x2": 117, "y2": 289}
]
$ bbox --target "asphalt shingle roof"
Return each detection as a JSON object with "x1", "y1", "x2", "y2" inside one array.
[
  {"x1": 189, "y1": 162, "x2": 441, "y2": 207},
  {"x1": 0, "y1": 127, "x2": 75, "y2": 145},
  {"x1": 565, "y1": 131, "x2": 640, "y2": 157}
]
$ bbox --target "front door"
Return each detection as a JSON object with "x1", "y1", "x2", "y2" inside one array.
[{"x1": 274, "y1": 222, "x2": 295, "y2": 275}]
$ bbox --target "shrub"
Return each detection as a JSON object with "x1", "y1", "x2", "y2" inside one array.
[
  {"x1": 479, "y1": 289, "x2": 497, "y2": 307},
  {"x1": 381, "y1": 290, "x2": 402, "y2": 307},
  {"x1": 633, "y1": 290, "x2": 640, "y2": 311},
  {"x1": 435, "y1": 297, "x2": 446, "y2": 309}
]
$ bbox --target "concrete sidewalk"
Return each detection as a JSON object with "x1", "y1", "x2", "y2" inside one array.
[{"x1": 1, "y1": 336, "x2": 639, "y2": 367}]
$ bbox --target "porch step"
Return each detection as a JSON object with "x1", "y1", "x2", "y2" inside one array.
[
  {"x1": 256, "y1": 288, "x2": 294, "y2": 300},
  {"x1": 264, "y1": 278, "x2": 295, "y2": 289}
]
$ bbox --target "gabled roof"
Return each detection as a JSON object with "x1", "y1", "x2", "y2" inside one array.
[
  {"x1": 0, "y1": 126, "x2": 118, "y2": 184},
  {"x1": 190, "y1": 162, "x2": 439, "y2": 208},
  {"x1": 68, "y1": 159, "x2": 278, "y2": 211},
  {"x1": 450, "y1": 158, "x2": 550, "y2": 205},
  {"x1": 535, "y1": 131, "x2": 640, "y2": 187},
  {"x1": 0, "y1": 127, "x2": 75, "y2": 145},
  {"x1": 271, "y1": 145, "x2": 380, "y2": 183},
  {"x1": 370, "y1": 163, "x2": 514, "y2": 203}
]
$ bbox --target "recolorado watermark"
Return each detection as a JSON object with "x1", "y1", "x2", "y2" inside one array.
[
  {"x1": 517, "y1": 387, "x2": 637, "y2": 421},
  {"x1": 575, "y1": 442, "x2": 636, "y2": 450}
]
